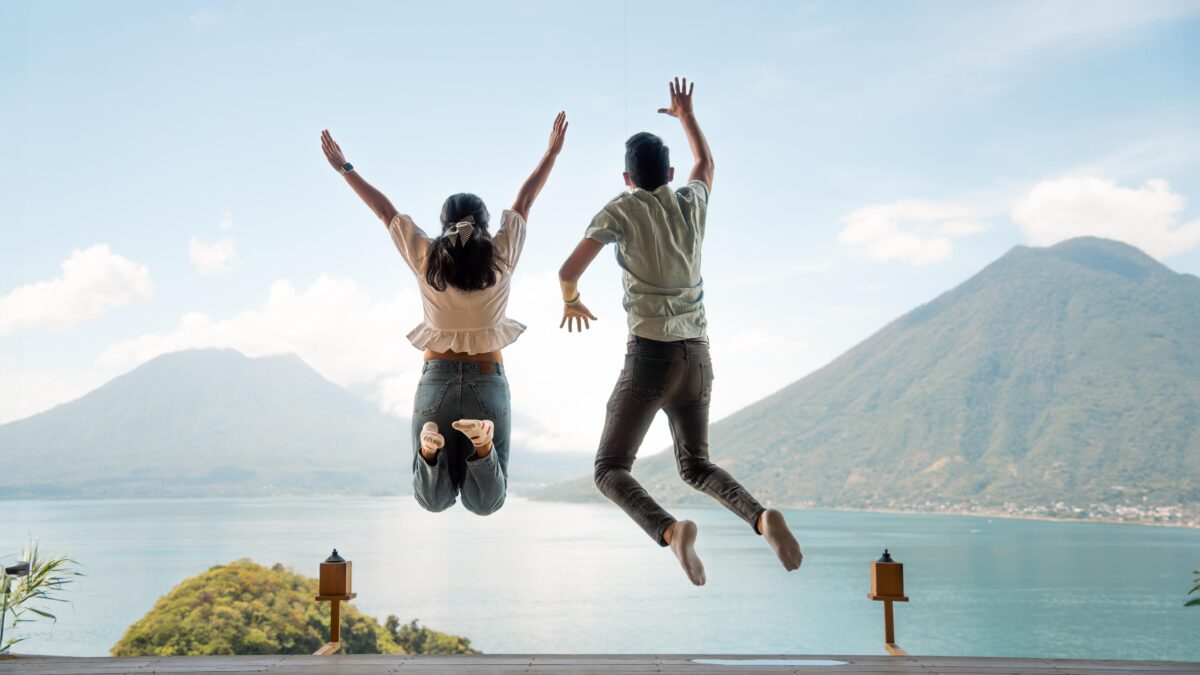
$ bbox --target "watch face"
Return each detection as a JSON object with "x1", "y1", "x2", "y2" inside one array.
[{"x1": 342, "y1": 163, "x2": 353, "y2": 172}]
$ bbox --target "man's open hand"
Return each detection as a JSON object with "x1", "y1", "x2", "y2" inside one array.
[
  {"x1": 657, "y1": 77, "x2": 695, "y2": 118},
  {"x1": 560, "y1": 299, "x2": 598, "y2": 333}
]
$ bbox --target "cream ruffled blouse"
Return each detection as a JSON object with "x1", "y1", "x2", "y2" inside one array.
[{"x1": 387, "y1": 209, "x2": 527, "y2": 355}]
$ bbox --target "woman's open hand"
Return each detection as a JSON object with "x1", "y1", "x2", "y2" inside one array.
[
  {"x1": 546, "y1": 111, "x2": 568, "y2": 157},
  {"x1": 321, "y1": 129, "x2": 348, "y2": 172},
  {"x1": 560, "y1": 298, "x2": 598, "y2": 333}
]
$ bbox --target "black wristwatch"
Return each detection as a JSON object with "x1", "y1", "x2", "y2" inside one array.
[{"x1": 339, "y1": 162, "x2": 354, "y2": 175}]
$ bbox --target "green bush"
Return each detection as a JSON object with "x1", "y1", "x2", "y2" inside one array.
[{"x1": 112, "y1": 559, "x2": 475, "y2": 655}]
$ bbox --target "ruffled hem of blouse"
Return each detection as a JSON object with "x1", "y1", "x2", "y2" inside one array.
[{"x1": 406, "y1": 319, "x2": 527, "y2": 355}]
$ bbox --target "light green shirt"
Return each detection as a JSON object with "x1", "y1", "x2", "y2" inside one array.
[{"x1": 584, "y1": 180, "x2": 709, "y2": 341}]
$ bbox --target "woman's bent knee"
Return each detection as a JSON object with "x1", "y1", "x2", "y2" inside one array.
[
  {"x1": 413, "y1": 491, "x2": 456, "y2": 513},
  {"x1": 463, "y1": 494, "x2": 505, "y2": 516}
]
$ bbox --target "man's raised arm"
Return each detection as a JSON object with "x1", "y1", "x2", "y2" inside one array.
[{"x1": 657, "y1": 77, "x2": 713, "y2": 191}]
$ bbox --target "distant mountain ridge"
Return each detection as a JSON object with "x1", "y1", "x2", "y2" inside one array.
[
  {"x1": 0, "y1": 349, "x2": 590, "y2": 498},
  {"x1": 535, "y1": 237, "x2": 1200, "y2": 511}
]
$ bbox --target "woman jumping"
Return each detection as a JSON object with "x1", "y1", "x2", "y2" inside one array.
[{"x1": 320, "y1": 113, "x2": 568, "y2": 515}]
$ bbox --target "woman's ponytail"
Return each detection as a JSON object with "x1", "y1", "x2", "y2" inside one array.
[{"x1": 424, "y1": 193, "x2": 505, "y2": 292}]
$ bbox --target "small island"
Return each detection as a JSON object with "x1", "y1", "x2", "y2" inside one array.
[{"x1": 112, "y1": 560, "x2": 476, "y2": 656}]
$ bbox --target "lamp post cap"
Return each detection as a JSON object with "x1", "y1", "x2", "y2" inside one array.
[
  {"x1": 4, "y1": 561, "x2": 30, "y2": 577},
  {"x1": 325, "y1": 549, "x2": 346, "y2": 563},
  {"x1": 878, "y1": 549, "x2": 894, "y2": 563}
]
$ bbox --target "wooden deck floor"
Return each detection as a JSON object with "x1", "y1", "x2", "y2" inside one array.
[{"x1": 3, "y1": 654, "x2": 1198, "y2": 674}]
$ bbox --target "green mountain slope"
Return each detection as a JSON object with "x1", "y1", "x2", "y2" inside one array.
[
  {"x1": 536, "y1": 237, "x2": 1200, "y2": 510},
  {"x1": 0, "y1": 348, "x2": 592, "y2": 498},
  {"x1": 0, "y1": 349, "x2": 409, "y2": 497}
]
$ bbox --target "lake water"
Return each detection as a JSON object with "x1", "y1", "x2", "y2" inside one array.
[{"x1": 2, "y1": 497, "x2": 1198, "y2": 661}]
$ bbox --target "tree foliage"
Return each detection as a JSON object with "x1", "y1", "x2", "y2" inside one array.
[
  {"x1": 385, "y1": 616, "x2": 477, "y2": 655},
  {"x1": 112, "y1": 559, "x2": 475, "y2": 655}
]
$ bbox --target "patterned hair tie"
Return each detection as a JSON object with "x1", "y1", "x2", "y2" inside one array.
[{"x1": 443, "y1": 216, "x2": 475, "y2": 247}]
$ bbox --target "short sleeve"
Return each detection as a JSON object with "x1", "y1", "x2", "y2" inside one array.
[
  {"x1": 584, "y1": 207, "x2": 623, "y2": 245},
  {"x1": 387, "y1": 213, "x2": 432, "y2": 274},
  {"x1": 492, "y1": 209, "x2": 527, "y2": 269},
  {"x1": 677, "y1": 180, "x2": 710, "y2": 237}
]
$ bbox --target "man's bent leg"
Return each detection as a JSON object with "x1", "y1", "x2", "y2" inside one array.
[{"x1": 594, "y1": 358, "x2": 676, "y2": 546}]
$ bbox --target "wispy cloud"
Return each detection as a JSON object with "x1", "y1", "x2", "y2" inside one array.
[
  {"x1": 0, "y1": 245, "x2": 153, "y2": 336},
  {"x1": 838, "y1": 199, "x2": 988, "y2": 265},
  {"x1": 189, "y1": 236, "x2": 238, "y2": 275},
  {"x1": 187, "y1": 8, "x2": 228, "y2": 27},
  {"x1": 946, "y1": 0, "x2": 1200, "y2": 71}
]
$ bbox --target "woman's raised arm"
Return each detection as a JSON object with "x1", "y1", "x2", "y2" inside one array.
[
  {"x1": 321, "y1": 129, "x2": 399, "y2": 226},
  {"x1": 511, "y1": 112, "x2": 568, "y2": 221}
]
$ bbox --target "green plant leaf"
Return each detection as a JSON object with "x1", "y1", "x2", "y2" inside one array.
[{"x1": 23, "y1": 607, "x2": 57, "y2": 620}]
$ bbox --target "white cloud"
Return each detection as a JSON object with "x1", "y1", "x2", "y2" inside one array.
[
  {"x1": 0, "y1": 245, "x2": 154, "y2": 336},
  {"x1": 96, "y1": 271, "x2": 823, "y2": 456},
  {"x1": 838, "y1": 200, "x2": 987, "y2": 265},
  {"x1": 189, "y1": 236, "x2": 238, "y2": 275},
  {"x1": 1012, "y1": 176, "x2": 1200, "y2": 258},
  {"x1": 99, "y1": 275, "x2": 422, "y2": 387}
]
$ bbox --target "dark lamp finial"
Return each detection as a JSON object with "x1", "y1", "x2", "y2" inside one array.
[
  {"x1": 325, "y1": 549, "x2": 346, "y2": 563},
  {"x1": 878, "y1": 549, "x2": 894, "y2": 563},
  {"x1": 4, "y1": 561, "x2": 30, "y2": 577}
]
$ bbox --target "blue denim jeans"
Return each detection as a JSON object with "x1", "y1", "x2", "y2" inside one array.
[{"x1": 411, "y1": 360, "x2": 510, "y2": 515}]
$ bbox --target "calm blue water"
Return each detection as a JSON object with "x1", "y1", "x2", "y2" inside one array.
[{"x1": 2, "y1": 497, "x2": 1198, "y2": 661}]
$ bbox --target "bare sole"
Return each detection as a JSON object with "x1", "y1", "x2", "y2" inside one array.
[
  {"x1": 669, "y1": 520, "x2": 706, "y2": 586},
  {"x1": 419, "y1": 422, "x2": 444, "y2": 462},
  {"x1": 762, "y1": 509, "x2": 803, "y2": 571}
]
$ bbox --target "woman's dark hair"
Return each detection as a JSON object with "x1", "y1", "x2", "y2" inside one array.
[
  {"x1": 625, "y1": 132, "x2": 670, "y2": 190},
  {"x1": 424, "y1": 193, "x2": 505, "y2": 292}
]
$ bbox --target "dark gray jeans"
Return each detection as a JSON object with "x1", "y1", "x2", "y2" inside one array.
[
  {"x1": 411, "y1": 360, "x2": 510, "y2": 516},
  {"x1": 594, "y1": 335, "x2": 766, "y2": 545}
]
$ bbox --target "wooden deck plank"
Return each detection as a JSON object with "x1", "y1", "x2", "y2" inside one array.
[{"x1": 2, "y1": 654, "x2": 1197, "y2": 675}]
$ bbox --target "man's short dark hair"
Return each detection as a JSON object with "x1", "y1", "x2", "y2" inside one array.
[{"x1": 624, "y1": 132, "x2": 670, "y2": 190}]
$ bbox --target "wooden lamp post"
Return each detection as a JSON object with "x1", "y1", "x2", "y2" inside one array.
[
  {"x1": 867, "y1": 549, "x2": 909, "y2": 656},
  {"x1": 314, "y1": 549, "x2": 356, "y2": 655}
]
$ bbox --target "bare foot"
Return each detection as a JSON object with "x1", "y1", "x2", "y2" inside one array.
[
  {"x1": 760, "y1": 509, "x2": 803, "y2": 571},
  {"x1": 666, "y1": 520, "x2": 706, "y2": 586},
  {"x1": 419, "y1": 422, "x2": 444, "y2": 464}
]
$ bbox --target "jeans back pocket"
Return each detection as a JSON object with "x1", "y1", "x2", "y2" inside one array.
[
  {"x1": 414, "y1": 380, "x2": 451, "y2": 417},
  {"x1": 469, "y1": 379, "x2": 510, "y2": 420},
  {"x1": 630, "y1": 356, "x2": 674, "y2": 402}
]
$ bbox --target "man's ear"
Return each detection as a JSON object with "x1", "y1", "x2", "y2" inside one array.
[
  {"x1": 667, "y1": 166, "x2": 675, "y2": 182},
  {"x1": 623, "y1": 171, "x2": 634, "y2": 189}
]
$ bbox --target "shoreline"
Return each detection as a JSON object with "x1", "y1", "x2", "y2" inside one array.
[
  {"x1": 803, "y1": 503, "x2": 1200, "y2": 529},
  {"x1": 3, "y1": 493, "x2": 1196, "y2": 529}
]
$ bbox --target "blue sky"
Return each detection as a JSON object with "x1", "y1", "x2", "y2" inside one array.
[{"x1": 3, "y1": 1, "x2": 1199, "y2": 454}]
